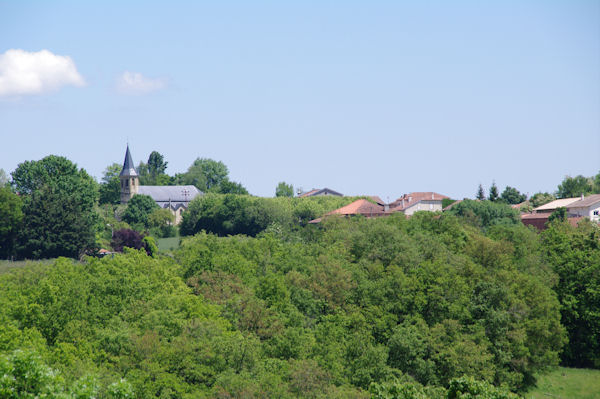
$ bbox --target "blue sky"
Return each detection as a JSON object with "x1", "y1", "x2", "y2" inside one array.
[{"x1": 1, "y1": 1, "x2": 598, "y2": 201}]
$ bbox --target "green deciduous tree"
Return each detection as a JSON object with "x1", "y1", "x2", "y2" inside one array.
[
  {"x1": 542, "y1": 220, "x2": 600, "y2": 368},
  {"x1": 530, "y1": 192, "x2": 555, "y2": 208},
  {"x1": 99, "y1": 163, "x2": 122, "y2": 205},
  {"x1": 148, "y1": 208, "x2": 176, "y2": 238},
  {"x1": 183, "y1": 158, "x2": 228, "y2": 191},
  {"x1": 12, "y1": 155, "x2": 99, "y2": 259},
  {"x1": 447, "y1": 199, "x2": 520, "y2": 229},
  {"x1": 216, "y1": 179, "x2": 249, "y2": 194},
  {"x1": 557, "y1": 175, "x2": 593, "y2": 198},
  {"x1": 0, "y1": 168, "x2": 9, "y2": 187},
  {"x1": 0, "y1": 187, "x2": 23, "y2": 259},
  {"x1": 148, "y1": 151, "x2": 168, "y2": 178},
  {"x1": 276, "y1": 182, "x2": 294, "y2": 197},
  {"x1": 122, "y1": 194, "x2": 159, "y2": 229},
  {"x1": 500, "y1": 186, "x2": 527, "y2": 205}
]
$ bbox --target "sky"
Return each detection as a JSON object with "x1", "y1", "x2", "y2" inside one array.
[{"x1": 1, "y1": 1, "x2": 598, "y2": 201}]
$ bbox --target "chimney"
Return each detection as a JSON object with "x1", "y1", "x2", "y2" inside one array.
[
  {"x1": 431, "y1": 193, "x2": 434, "y2": 200},
  {"x1": 408, "y1": 196, "x2": 412, "y2": 202},
  {"x1": 384, "y1": 204, "x2": 389, "y2": 212}
]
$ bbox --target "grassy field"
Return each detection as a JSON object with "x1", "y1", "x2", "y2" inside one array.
[
  {"x1": 526, "y1": 367, "x2": 600, "y2": 399},
  {"x1": 0, "y1": 259, "x2": 54, "y2": 274},
  {"x1": 157, "y1": 237, "x2": 180, "y2": 252}
]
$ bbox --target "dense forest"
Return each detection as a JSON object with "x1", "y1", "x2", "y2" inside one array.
[{"x1": 0, "y1": 154, "x2": 599, "y2": 398}]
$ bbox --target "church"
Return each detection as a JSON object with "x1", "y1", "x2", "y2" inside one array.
[{"x1": 119, "y1": 145, "x2": 202, "y2": 224}]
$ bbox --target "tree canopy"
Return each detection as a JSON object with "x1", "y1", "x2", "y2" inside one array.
[
  {"x1": 122, "y1": 194, "x2": 159, "y2": 229},
  {"x1": 11, "y1": 155, "x2": 99, "y2": 259},
  {"x1": 500, "y1": 186, "x2": 527, "y2": 204},
  {"x1": 99, "y1": 163, "x2": 122, "y2": 205},
  {"x1": 0, "y1": 187, "x2": 23, "y2": 258},
  {"x1": 557, "y1": 175, "x2": 593, "y2": 198}
]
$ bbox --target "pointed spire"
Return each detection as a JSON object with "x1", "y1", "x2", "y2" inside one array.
[{"x1": 120, "y1": 145, "x2": 138, "y2": 177}]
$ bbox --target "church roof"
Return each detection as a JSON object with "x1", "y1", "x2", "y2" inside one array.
[
  {"x1": 120, "y1": 145, "x2": 138, "y2": 177},
  {"x1": 138, "y1": 185, "x2": 202, "y2": 203}
]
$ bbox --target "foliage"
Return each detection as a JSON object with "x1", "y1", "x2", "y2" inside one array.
[
  {"x1": 276, "y1": 182, "x2": 294, "y2": 197},
  {"x1": 447, "y1": 200, "x2": 520, "y2": 229},
  {"x1": 12, "y1": 156, "x2": 99, "y2": 259},
  {"x1": 215, "y1": 179, "x2": 249, "y2": 194},
  {"x1": 0, "y1": 168, "x2": 9, "y2": 187},
  {"x1": 541, "y1": 220, "x2": 600, "y2": 368},
  {"x1": 147, "y1": 151, "x2": 168, "y2": 179},
  {"x1": 0, "y1": 187, "x2": 23, "y2": 259},
  {"x1": 557, "y1": 175, "x2": 593, "y2": 198},
  {"x1": 111, "y1": 228, "x2": 144, "y2": 252},
  {"x1": 488, "y1": 182, "x2": 499, "y2": 202},
  {"x1": 99, "y1": 163, "x2": 122, "y2": 205},
  {"x1": 122, "y1": 194, "x2": 159, "y2": 229},
  {"x1": 442, "y1": 198, "x2": 456, "y2": 209},
  {"x1": 0, "y1": 185, "x2": 583, "y2": 397},
  {"x1": 178, "y1": 213, "x2": 565, "y2": 392},
  {"x1": 529, "y1": 193, "x2": 555, "y2": 208},
  {"x1": 181, "y1": 158, "x2": 228, "y2": 192},
  {"x1": 500, "y1": 186, "x2": 527, "y2": 205},
  {"x1": 547, "y1": 207, "x2": 566, "y2": 224},
  {"x1": 447, "y1": 376, "x2": 520, "y2": 399},
  {"x1": 148, "y1": 208, "x2": 176, "y2": 238},
  {"x1": 180, "y1": 194, "x2": 367, "y2": 237},
  {"x1": 476, "y1": 184, "x2": 485, "y2": 201}
]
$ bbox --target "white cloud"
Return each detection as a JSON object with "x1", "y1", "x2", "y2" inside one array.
[
  {"x1": 116, "y1": 71, "x2": 166, "y2": 95},
  {"x1": 0, "y1": 49, "x2": 85, "y2": 97}
]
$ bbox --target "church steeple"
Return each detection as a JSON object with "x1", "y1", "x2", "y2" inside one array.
[
  {"x1": 120, "y1": 145, "x2": 139, "y2": 204},
  {"x1": 120, "y1": 145, "x2": 138, "y2": 177}
]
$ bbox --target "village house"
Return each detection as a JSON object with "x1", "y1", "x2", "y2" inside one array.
[
  {"x1": 309, "y1": 192, "x2": 449, "y2": 223},
  {"x1": 565, "y1": 194, "x2": 600, "y2": 222},
  {"x1": 120, "y1": 145, "x2": 202, "y2": 224},
  {"x1": 298, "y1": 188, "x2": 343, "y2": 197},
  {"x1": 388, "y1": 192, "x2": 449, "y2": 216}
]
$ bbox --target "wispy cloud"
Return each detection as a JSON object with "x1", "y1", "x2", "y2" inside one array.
[
  {"x1": 116, "y1": 71, "x2": 166, "y2": 95},
  {"x1": 0, "y1": 49, "x2": 85, "y2": 97}
]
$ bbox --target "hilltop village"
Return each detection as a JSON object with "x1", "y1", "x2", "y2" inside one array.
[{"x1": 1, "y1": 149, "x2": 599, "y2": 398}]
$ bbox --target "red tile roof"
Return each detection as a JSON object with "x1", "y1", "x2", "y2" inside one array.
[
  {"x1": 308, "y1": 199, "x2": 388, "y2": 223},
  {"x1": 325, "y1": 199, "x2": 385, "y2": 216}
]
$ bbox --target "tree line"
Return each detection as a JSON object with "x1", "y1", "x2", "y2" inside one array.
[{"x1": 1, "y1": 204, "x2": 598, "y2": 397}]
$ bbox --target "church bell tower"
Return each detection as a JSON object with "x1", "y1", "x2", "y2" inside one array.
[{"x1": 120, "y1": 145, "x2": 139, "y2": 204}]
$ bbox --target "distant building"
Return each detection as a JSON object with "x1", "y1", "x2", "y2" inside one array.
[
  {"x1": 119, "y1": 145, "x2": 202, "y2": 224},
  {"x1": 532, "y1": 197, "x2": 581, "y2": 214},
  {"x1": 298, "y1": 188, "x2": 343, "y2": 198},
  {"x1": 389, "y1": 192, "x2": 448, "y2": 216},
  {"x1": 521, "y1": 213, "x2": 583, "y2": 231},
  {"x1": 308, "y1": 199, "x2": 388, "y2": 223},
  {"x1": 565, "y1": 194, "x2": 600, "y2": 222}
]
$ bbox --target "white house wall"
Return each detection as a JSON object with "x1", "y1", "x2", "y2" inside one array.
[{"x1": 403, "y1": 200, "x2": 444, "y2": 216}]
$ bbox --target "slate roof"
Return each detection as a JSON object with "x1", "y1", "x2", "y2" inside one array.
[
  {"x1": 567, "y1": 194, "x2": 600, "y2": 208},
  {"x1": 138, "y1": 185, "x2": 201, "y2": 203},
  {"x1": 120, "y1": 145, "x2": 138, "y2": 177}
]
